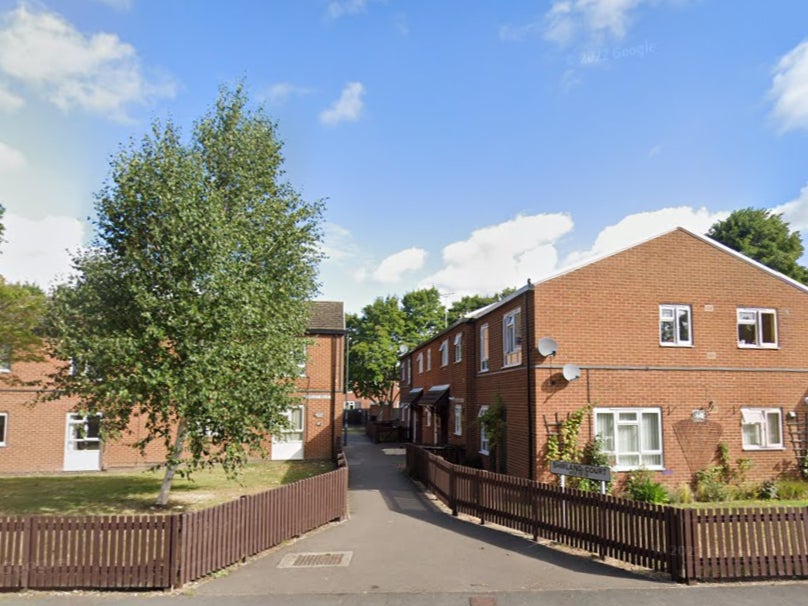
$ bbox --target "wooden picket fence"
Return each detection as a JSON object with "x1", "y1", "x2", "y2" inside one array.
[
  {"x1": 0, "y1": 449, "x2": 348, "y2": 591},
  {"x1": 406, "y1": 444, "x2": 808, "y2": 583}
]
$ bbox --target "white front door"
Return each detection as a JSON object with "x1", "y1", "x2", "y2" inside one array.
[
  {"x1": 272, "y1": 405, "x2": 305, "y2": 460},
  {"x1": 64, "y1": 413, "x2": 101, "y2": 471}
]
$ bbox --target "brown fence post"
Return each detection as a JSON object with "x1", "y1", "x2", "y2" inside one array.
[
  {"x1": 450, "y1": 464, "x2": 458, "y2": 517},
  {"x1": 531, "y1": 482, "x2": 539, "y2": 541},
  {"x1": 20, "y1": 516, "x2": 33, "y2": 590},
  {"x1": 665, "y1": 506, "x2": 682, "y2": 582},
  {"x1": 168, "y1": 513, "x2": 182, "y2": 589}
]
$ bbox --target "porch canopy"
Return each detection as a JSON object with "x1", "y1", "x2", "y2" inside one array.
[
  {"x1": 400, "y1": 387, "x2": 423, "y2": 406},
  {"x1": 420, "y1": 384, "x2": 450, "y2": 412}
]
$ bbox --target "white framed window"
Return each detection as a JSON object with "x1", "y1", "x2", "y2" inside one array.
[
  {"x1": 0, "y1": 345, "x2": 10, "y2": 373},
  {"x1": 416, "y1": 353, "x2": 424, "y2": 374},
  {"x1": 480, "y1": 324, "x2": 489, "y2": 372},
  {"x1": 503, "y1": 308, "x2": 522, "y2": 367},
  {"x1": 594, "y1": 407, "x2": 663, "y2": 471},
  {"x1": 427, "y1": 348, "x2": 432, "y2": 371},
  {"x1": 478, "y1": 406, "x2": 490, "y2": 454},
  {"x1": 401, "y1": 358, "x2": 411, "y2": 384},
  {"x1": 439, "y1": 340, "x2": 449, "y2": 367},
  {"x1": 0, "y1": 412, "x2": 7, "y2": 446},
  {"x1": 741, "y1": 408, "x2": 783, "y2": 450},
  {"x1": 454, "y1": 333, "x2": 463, "y2": 362},
  {"x1": 454, "y1": 404, "x2": 463, "y2": 436},
  {"x1": 659, "y1": 304, "x2": 692, "y2": 346},
  {"x1": 298, "y1": 344, "x2": 307, "y2": 377},
  {"x1": 426, "y1": 408, "x2": 432, "y2": 427},
  {"x1": 737, "y1": 308, "x2": 777, "y2": 348}
]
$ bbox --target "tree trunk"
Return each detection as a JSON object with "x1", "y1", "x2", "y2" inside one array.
[{"x1": 155, "y1": 419, "x2": 187, "y2": 506}]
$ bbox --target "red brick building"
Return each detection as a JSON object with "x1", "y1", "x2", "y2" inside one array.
[
  {"x1": 400, "y1": 228, "x2": 808, "y2": 488},
  {"x1": 0, "y1": 301, "x2": 345, "y2": 473}
]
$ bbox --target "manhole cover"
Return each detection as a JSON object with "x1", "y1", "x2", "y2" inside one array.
[{"x1": 278, "y1": 551, "x2": 353, "y2": 569}]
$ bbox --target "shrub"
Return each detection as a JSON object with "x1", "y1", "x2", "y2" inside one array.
[
  {"x1": 669, "y1": 483, "x2": 694, "y2": 504},
  {"x1": 695, "y1": 466, "x2": 729, "y2": 502},
  {"x1": 624, "y1": 468, "x2": 669, "y2": 504},
  {"x1": 758, "y1": 479, "x2": 778, "y2": 500},
  {"x1": 777, "y1": 479, "x2": 808, "y2": 500}
]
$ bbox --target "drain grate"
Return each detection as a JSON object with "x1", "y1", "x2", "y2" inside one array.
[{"x1": 278, "y1": 551, "x2": 353, "y2": 569}]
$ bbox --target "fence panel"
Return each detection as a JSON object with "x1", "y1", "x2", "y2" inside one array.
[
  {"x1": 681, "y1": 506, "x2": 808, "y2": 582},
  {"x1": 15, "y1": 514, "x2": 177, "y2": 590},
  {"x1": 176, "y1": 465, "x2": 348, "y2": 586},
  {"x1": 1, "y1": 458, "x2": 348, "y2": 591}
]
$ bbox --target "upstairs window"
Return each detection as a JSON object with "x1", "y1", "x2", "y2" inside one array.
[
  {"x1": 298, "y1": 344, "x2": 307, "y2": 377},
  {"x1": 416, "y1": 353, "x2": 424, "y2": 374},
  {"x1": 741, "y1": 408, "x2": 783, "y2": 450},
  {"x1": 0, "y1": 345, "x2": 10, "y2": 373},
  {"x1": 439, "y1": 340, "x2": 449, "y2": 367},
  {"x1": 427, "y1": 348, "x2": 432, "y2": 371},
  {"x1": 454, "y1": 333, "x2": 463, "y2": 362},
  {"x1": 659, "y1": 304, "x2": 691, "y2": 346},
  {"x1": 480, "y1": 324, "x2": 489, "y2": 372},
  {"x1": 400, "y1": 357, "x2": 411, "y2": 384},
  {"x1": 737, "y1": 308, "x2": 777, "y2": 348},
  {"x1": 503, "y1": 308, "x2": 522, "y2": 367}
]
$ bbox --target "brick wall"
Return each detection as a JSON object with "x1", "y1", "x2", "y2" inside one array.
[{"x1": 1, "y1": 330, "x2": 346, "y2": 473}]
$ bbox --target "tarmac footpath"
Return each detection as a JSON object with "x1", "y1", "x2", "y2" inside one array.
[{"x1": 191, "y1": 428, "x2": 667, "y2": 599}]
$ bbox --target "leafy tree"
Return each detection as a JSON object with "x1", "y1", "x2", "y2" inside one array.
[
  {"x1": 0, "y1": 204, "x2": 48, "y2": 375},
  {"x1": 45, "y1": 85, "x2": 323, "y2": 505},
  {"x1": 707, "y1": 208, "x2": 808, "y2": 283},
  {"x1": 401, "y1": 287, "x2": 445, "y2": 341},
  {"x1": 347, "y1": 287, "x2": 446, "y2": 405},
  {"x1": 446, "y1": 287, "x2": 516, "y2": 325},
  {"x1": 347, "y1": 296, "x2": 405, "y2": 404}
]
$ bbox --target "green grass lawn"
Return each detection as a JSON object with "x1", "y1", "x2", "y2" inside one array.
[{"x1": 0, "y1": 459, "x2": 335, "y2": 516}]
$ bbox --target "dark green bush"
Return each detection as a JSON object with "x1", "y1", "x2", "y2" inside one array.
[{"x1": 625, "y1": 468, "x2": 669, "y2": 504}]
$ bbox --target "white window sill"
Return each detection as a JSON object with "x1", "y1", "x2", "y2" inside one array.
[
  {"x1": 479, "y1": 449, "x2": 490, "y2": 456},
  {"x1": 611, "y1": 465, "x2": 665, "y2": 473},
  {"x1": 742, "y1": 446, "x2": 785, "y2": 452},
  {"x1": 659, "y1": 343, "x2": 693, "y2": 347},
  {"x1": 737, "y1": 344, "x2": 779, "y2": 350}
]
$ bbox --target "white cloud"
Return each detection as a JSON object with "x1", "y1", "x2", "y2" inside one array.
[
  {"x1": 319, "y1": 82, "x2": 365, "y2": 126},
  {"x1": 92, "y1": 0, "x2": 133, "y2": 10},
  {"x1": 320, "y1": 221, "x2": 358, "y2": 262},
  {"x1": 365, "y1": 247, "x2": 427, "y2": 284},
  {"x1": 772, "y1": 182, "x2": 808, "y2": 231},
  {"x1": 0, "y1": 85, "x2": 24, "y2": 111},
  {"x1": 499, "y1": 20, "x2": 544, "y2": 43},
  {"x1": 769, "y1": 39, "x2": 808, "y2": 133},
  {"x1": 264, "y1": 82, "x2": 312, "y2": 106},
  {"x1": 327, "y1": 0, "x2": 374, "y2": 19},
  {"x1": 562, "y1": 206, "x2": 727, "y2": 268},
  {"x1": 543, "y1": 0, "x2": 653, "y2": 47},
  {"x1": 0, "y1": 213, "x2": 84, "y2": 289},
  {"x1": 419, "y1": 213, "x2": 574, "y2": 300},
  {"x1": 0, "y1": 5, "x2": 176, "y2": 121},
  {"x1": 0, "y1": 141, "x2": 26, "y2": 172}
]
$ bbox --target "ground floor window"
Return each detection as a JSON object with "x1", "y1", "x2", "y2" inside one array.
[
  {"x1": 0, "y1": 412, "x2": 7, "y2": 446},
  {"x1": 478, "y1": 406, "x2": 489, "y2": 454},
  {"x1": 594, "y1": 407, "x2": 663, "y2": 470},
  {"x1": 741, "y1": 408, "x2": 783, "y2": 450},
  {"x1": 454, "y1": 404, "x2": 463, "y2": 436}
]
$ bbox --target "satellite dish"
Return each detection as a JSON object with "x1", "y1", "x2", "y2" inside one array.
[
  {"x1": 398, "y1": 344, "x2": 409, "y2": 355},
  {"x1": 562, "y1": 363, "x2": 581, "y2": 382},
  {"x1": 537, "y1": 337, "x2": 558, "y2": 357}
]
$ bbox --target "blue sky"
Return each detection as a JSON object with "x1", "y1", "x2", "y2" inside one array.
[{"x1": 1, "y1": 1, "x2": 808, "y2": 313}]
